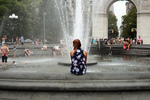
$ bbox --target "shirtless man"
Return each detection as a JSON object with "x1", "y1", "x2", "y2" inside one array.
[{"x1": 0, "y1": 43, "x2": 9, "y2": 70}]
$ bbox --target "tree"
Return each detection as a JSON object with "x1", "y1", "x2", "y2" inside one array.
[
  {"x1": 121, "y1": 6, "x2": 137, "y2": 38},
  {"x1": 0, "y1": 0, "x2": 66, "y2": 43},
  {"x1": 0, "y1": 0, "x2": 42, "y2": 40},
  {"x1": 108, "y1": 11, "x2": 119, "y2": 39}
]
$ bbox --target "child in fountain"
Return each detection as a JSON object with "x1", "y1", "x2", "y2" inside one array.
[
  {"x1": 42, "y1": 43, "x2": 47, "y2": 50},
  {"x1": 52, "y1": 46, "x2": 56, "y2": 57},
  {"x1": 12, "y1": 61, "x2": 17, "y2": 64},
  {"x1": 70, "y1": 39, "x2": 87, "y2": 75},
  {"x1": 12, "y1": 61, "x2": 27, "y2": 64},
  {"x1": 107, "y1": 46, "x2": 112, "y2": 61},
  {"x1": 13, "y1": 46, "x2": 17, "y2": 58}
]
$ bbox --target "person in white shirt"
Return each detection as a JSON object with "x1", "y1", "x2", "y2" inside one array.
[{"x1": 55, "y1": 44, "x2": 60, "y2": 51}]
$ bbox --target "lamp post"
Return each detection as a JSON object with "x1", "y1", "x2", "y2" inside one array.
[
  {"x1": 43, "y1": 13, "x2": 46, "y2": 43},
  {"x1": 9, "y1": 14, "x2": 18, "y2": 39}
]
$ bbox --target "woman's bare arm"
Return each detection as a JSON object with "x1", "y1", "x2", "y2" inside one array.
[
  {"x1": 70, "y1": 51, "x2": 72, "y2": 61},
  {"x1": 84, "y1": 51, "x2": 87, "y2": 63}
]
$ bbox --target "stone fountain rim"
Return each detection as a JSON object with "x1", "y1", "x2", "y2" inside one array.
[{"x1": 58, "y1": 61, "x2": 97, "y2": 66}]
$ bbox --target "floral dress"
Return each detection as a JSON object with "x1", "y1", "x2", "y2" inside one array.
[{"x1": 70, "y1": 48, "x2": 87, "y2": 75}]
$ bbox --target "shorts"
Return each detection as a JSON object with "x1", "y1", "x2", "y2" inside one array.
[
  {"x1": 52, "y1": 49, "x2": 55, "y2": 51},
  {"x1": 25, "y1": 52, "x2": 28, "y2": 56},
  {"x1": 108, "y1": 53, "x2": 112, "y2": 58},
  {"x1": 2, "y1": 56, "x2": 8, "y2": 62}
]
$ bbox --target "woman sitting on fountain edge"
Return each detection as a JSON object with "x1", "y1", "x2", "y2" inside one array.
[{"x1": 70, "y1": 39, "x2": 87, "y2": 75}]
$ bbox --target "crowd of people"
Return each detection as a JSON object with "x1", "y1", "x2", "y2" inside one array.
[
  {"x1": 0, "y1": 35, "x2": 24, "y2": 46},
  {"x1": 90, "y1": 35, "x2": 143, "y2": 51},
  {"x1": 0, "y1": 38, "x2": 87, "y2": 75},
  {"x1": 89, "y1": 35, "x2": 144, "y2": 61},
  {"x1": 90, "y1": 35, "x2": 143, "y2": 46},
  {"x1": 0, "y1": 34, "x2": 144, "y2": 75},
  {"x1": 103, "y1": 36, "x2": 143, "y2": 45},
  {"x1": 0, "y1": 35, "x2": 67, "y2": 56},
  {"x1": 51, "y1": 39, "x2": 67, "y2": 57},
  {"x1": 0, "y1": 36, "x2": 68, "y2": 70}
]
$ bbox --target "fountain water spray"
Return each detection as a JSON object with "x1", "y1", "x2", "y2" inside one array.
[
  {"x1": 54, "y1": 0, "x2": 105, "y2": 55},
  {"x1": 54, "y1": 0, "x2": 92, "y2": 54}
]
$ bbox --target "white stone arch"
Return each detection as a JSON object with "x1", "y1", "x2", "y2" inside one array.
[
  {"x1": 104, "y1": 0, "x2": 139, "y2": 14},
  {"x1": 104, "y1": 0, "x2": 138, "y2": 39},
  {"x1": 92, "y1": 0, "x2": 150, "y2": 44}
]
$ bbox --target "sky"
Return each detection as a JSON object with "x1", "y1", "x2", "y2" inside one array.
[{"x1": 112, "y1": 1, "x2": 128, "y2": 29}]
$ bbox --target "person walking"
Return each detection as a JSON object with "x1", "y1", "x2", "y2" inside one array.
[
  {"x1": 70, "y1": 39, "x2": 87, "y2": 75},
  {"x1": 107, "y1": 46, "x2": 112, "y2": 61},
  {"x1": 16, "y1": 36, "x2": 19, "y2": 45},
  {"x1": 0, "y1": 43, "x2": 9, "y2": 70},
  {"x1": 20, "y1": 35, "x2": 24, "y2": 45},
  {"x1": 12, "y1": 37, "x2": 14, "y2": 45}
]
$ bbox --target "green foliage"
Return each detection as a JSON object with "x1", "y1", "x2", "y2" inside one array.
[
  {"x1": 0, "y1": 0, "x2": 42, "y2": 40},
  {"x1": 0, "y1": 0, "x2": 65, "y2": 43},
  {"x1": 108, "y1": 11, "x2": 119, "y2": 39},
  {"x1": 121, "y1": 7, "x2": 137, "y2": 38}
]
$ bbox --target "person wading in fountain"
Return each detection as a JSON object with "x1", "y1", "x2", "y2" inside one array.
[
  {"x1": 70, "y1": 39, "x2": 87, "y2": 75},
  {"x1": 107, "y1": 46, "x2": 112, "y2": 61},
  {"x1": 0, "y1": 43, "x2": 9, "y2": 70}
]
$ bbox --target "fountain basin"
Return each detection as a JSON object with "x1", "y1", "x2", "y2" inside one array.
[
  {"x1": 0, "y1": 72, "x2": 150, "y2": 92},
  {"x1": 58, "y1": 61, "x2": 97, "y2": 66}
]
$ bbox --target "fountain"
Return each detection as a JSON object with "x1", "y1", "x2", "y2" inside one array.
[
  {"x1": 0, "y1": 0, "x2": 149, "y2": 81},
  {"x1": 54, "y1": 0, "x2": 97, "y2": 65},
  {"x1": 0, "y1": 0, "x2": 150, "y2": 99},
  {"x1": 54, "y1": 0, "x2": 93, "y2": 52}
]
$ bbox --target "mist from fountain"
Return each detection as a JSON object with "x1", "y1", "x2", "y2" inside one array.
[
  {"x1": 0, "y1": 19, "x2": 5, "y2": 37},
  {"x1": 73, "y1": 0, "x2": 84, "y2": 46},
  {"x1": 54, "y1": 0, "x2": 93, "y2": 54}
]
